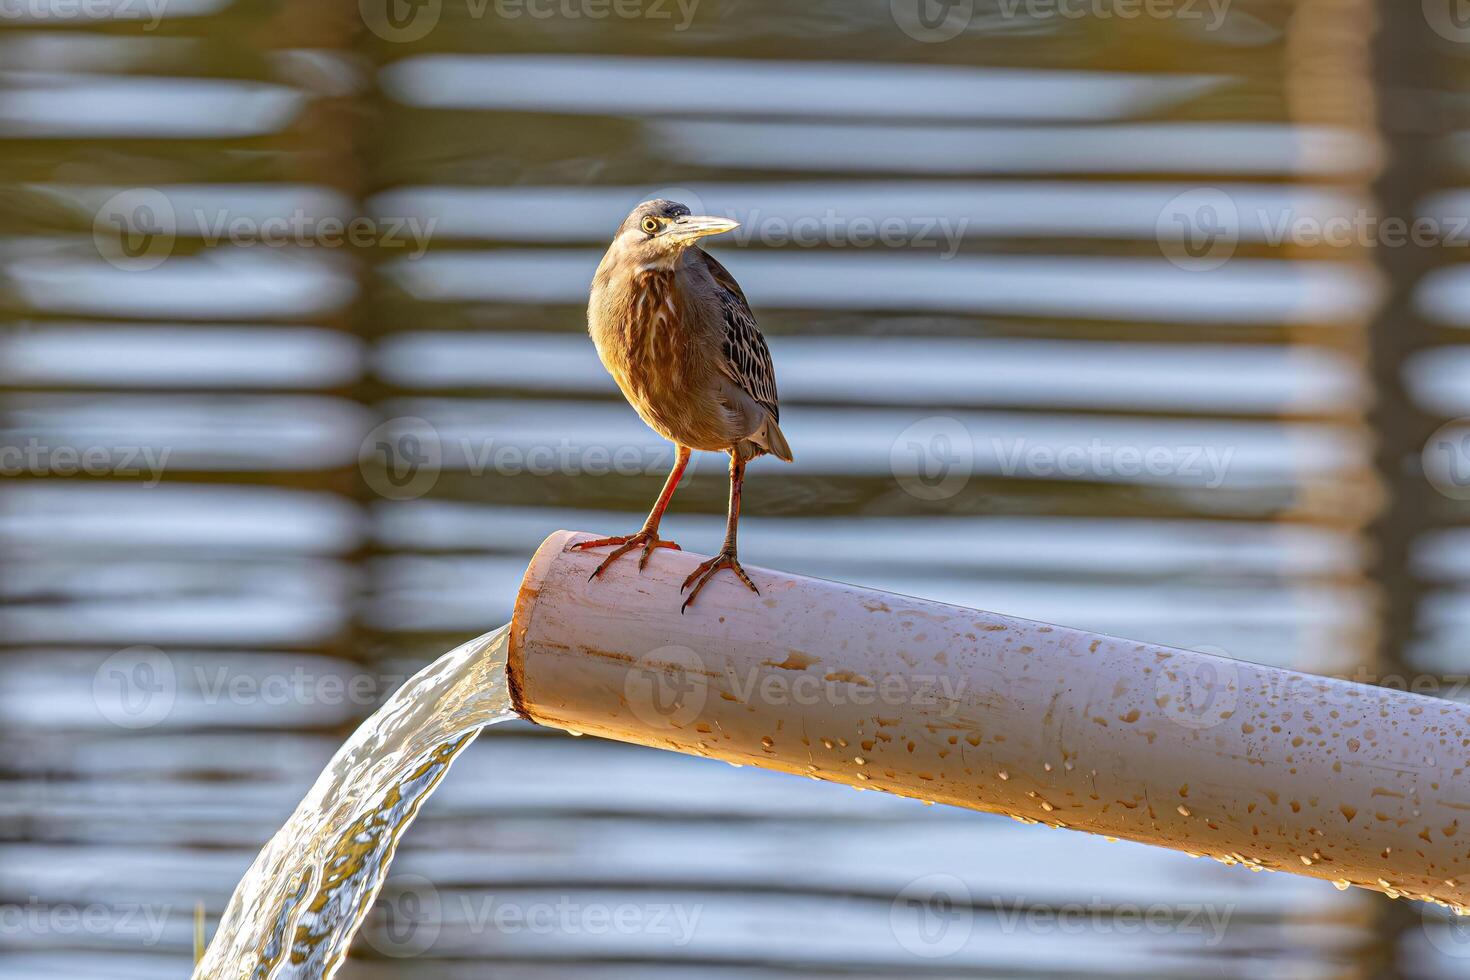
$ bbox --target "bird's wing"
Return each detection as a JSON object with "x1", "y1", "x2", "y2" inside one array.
[{"x1": 698, "y1": 250, "x2": 780, "y2": 422}]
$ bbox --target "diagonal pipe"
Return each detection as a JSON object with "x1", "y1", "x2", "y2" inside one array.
[{"x1": 508, "y1": 530, "x2": 1470, "y2": 912}]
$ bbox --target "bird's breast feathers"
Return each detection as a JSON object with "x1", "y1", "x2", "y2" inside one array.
[{"x1": 588, "y1": 249, "x2": 790, "y2": 459}]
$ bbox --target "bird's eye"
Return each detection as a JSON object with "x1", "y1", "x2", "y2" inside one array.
[{"x1": 641, "y1": 216, "x2": 660, "y2": 235}]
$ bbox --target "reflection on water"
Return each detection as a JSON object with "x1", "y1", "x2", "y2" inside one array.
[{"x1": 2, "y1": 0, "x2": 1464, "y2": 976}]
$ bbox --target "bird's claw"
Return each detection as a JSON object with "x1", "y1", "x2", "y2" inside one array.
[
  {"x1": 573, "y1": 529, "x2": 680, "y2": 580},
  {"x1": 680, "y1": 549, "x2": 759, "y2": 612}
]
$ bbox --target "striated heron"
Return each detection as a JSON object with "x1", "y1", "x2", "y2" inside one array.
[{"x1": 573, "y1": 199, "x2": 793, "y2": 611}]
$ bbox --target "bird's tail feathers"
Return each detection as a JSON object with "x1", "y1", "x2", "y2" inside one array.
[{"x1": 749, "y1": 416, "x2": 793, "y2": 462}]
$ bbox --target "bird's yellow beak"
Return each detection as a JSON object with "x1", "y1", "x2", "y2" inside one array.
[{"x1": 667, "y1": 214, "x2": 740, "y2": 242}]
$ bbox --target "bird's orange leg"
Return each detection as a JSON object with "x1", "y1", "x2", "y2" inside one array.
[
  {"x1": 574, "y1": 444, "x2": 690, "y2": 579},
  {"x1": 681, "y1": 452, "x2": 759, "y2": 612}
]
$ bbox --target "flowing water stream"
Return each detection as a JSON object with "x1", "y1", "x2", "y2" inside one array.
[{"x1": 192, "y1": 625, "x2": 514, "y2": 979}]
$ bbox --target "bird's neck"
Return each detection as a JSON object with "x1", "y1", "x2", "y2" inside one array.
[{"x1": 635, "y1": 243, "x2": 696, "y2": 274}]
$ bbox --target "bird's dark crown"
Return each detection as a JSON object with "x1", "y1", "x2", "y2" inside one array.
[{"x1": 622, "y1": 199, "x2": 692, "y2": 230}]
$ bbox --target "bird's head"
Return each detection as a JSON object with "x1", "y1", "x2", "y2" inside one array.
[{"x1": 611, "y1": 199, "x2": 740, "y2": 270}]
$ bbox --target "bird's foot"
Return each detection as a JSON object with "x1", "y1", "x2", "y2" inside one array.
[
  {"x1": 680, "y1": 548, "x2": 759, "y2": 612},
  {"x1": 572, "y1": 528, "x2": 680, "y2": 579}
]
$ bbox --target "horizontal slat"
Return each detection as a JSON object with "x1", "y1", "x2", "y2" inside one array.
[
  {"x1": 385, "y1": 249, "x2": 1378, "y2": 325},
  {"x1": 1406, "y1": 346, "x2": 1470, "y2": 414},
  {"x1": 0, "y1": 483, "x2": 363, "y2": 553},
  {"x1": 2, "y1": 393, "x2": 370, "y2": 472},
  {"x1": 365, "y1": 553, "x2": 1368, "y2": 664},
  {"x1": 652, "y1": 120, "x2": 1379, "y2": 176},
  {"x1": 0, "y1": 324, "x2": 363, "y2": 389},
  {"x1": 0, "y1": 71, "x2": 304, "y2": 138},
  {"x1": 6, "y1": 246, "x2": 358, "y2": 320},
  {"x1": 376, "y1": 331, "x2": 1361, "y2": 414},
  {"x1": 387, "y1": 397, "x2": 1364, "y2": 486},
  {"x1": 374, "y1": 503, "x2": 1359, "y2": 578},
  {"x1": 0, "y1": 559, "x2": 353, "y2": 647},
  {"x1": 381, "y1": 56, "x2": 1224, "y2": 121},
  {"x1": 370, "y1": 182, "x2": 1367, "y2": 244}
]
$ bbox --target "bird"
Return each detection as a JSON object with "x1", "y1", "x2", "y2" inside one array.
[{"x1": 572, "y1": 199, "x2": 793, "y2": 611}]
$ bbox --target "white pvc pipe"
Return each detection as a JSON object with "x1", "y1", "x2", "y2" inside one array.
[{"x1": 509, "y1": 530, "x2": 1470, "y2": 912}]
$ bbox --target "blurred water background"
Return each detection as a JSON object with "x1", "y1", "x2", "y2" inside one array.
[{"x1": 2, "y1": 0, "x2": 1470, "y2": 975}]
